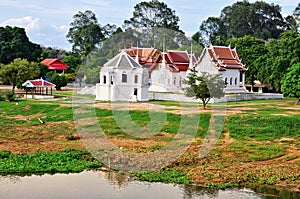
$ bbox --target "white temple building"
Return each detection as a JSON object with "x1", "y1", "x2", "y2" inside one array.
[
  {"x1": 95, "y1": 50, "x2": 149, "y2": 102},
  {"x1": 194, "y1": 45, "x2": 248, "y2": 94},
  {"x1": 148, "y1": 50, "x2": 197, "y2": 93}
]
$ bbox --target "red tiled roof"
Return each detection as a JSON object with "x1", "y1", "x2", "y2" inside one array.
[
  {"x1": 206, "y1": 46, "x2": 247, "y2": 72},
  {"x1": 125, "y1": 48, "x2": 159, "y2": 66},
  {"x1": 167, "y1": 50, "x2": 190, "y2": 63},
  {"x1": 212, "y1": 46, "x2": 234, "y2": 60},
  {"x1": 41, "y1": 59, "x2": 69, "y2": 70},
  {"x1": 149, "y1": 50, "x2": 195, "y2": 73},
  {"x1": 23, "y1": 79, "x2": 55, "y2": 88}
]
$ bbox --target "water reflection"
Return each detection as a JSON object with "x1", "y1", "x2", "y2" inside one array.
[{"x1": 0, "y1": 171, "x2": 298, "y2": 199}]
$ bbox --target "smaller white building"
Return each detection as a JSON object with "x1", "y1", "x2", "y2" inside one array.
[
  {"x1": 195, "y1": 45, "x2": 248, "y2": 94},
  {"x1": 96, "y1": 50, "x2": 149, "y2": 102},
  {"x1": 149, "y1": 50, "x2": 197, "y2": 93}
]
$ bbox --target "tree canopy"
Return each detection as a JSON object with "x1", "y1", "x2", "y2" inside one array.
[
  {"x1": 197, "y1": 1, "x2": 288, "y2": 45},
  {"x1": 124, "y1": 0, "x2": 181, "y2": 32},
  {"x1": 0, "y1": 58, "x2": 40, "y2": 92},
  {"x1": 67, "y1": 10, "x2": 106, "y2": 58},
  {"x1": 0, "y1": 26, "x2": 42, "y2": 64},
  {"x1": 183, "y1": 68, "x2": 225, "y2": 109},
  {"x1": 255, "y1": 31, "x2": 300, "y2": 91},
  {"x1": 281, "y1": 63, "x2": 300, "y2": 104},
  {"x1": 227, "y1": 36, "x2": 267, "y2": 85}
]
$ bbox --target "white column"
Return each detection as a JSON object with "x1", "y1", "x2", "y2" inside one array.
[{"x1": 242, "y1": 73, "x2": 245, "y2": 88}]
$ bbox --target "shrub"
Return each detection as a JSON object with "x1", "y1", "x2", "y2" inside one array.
[
  {"x1": 5, "y1": 91, "x2": 15, "y2": 101},
  {"x1": 0, "y1": 150, "x2": 11, "y2": 159}
]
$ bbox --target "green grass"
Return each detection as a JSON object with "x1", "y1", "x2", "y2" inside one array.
[
  {"x1": 134, "y1": 169, "x2": 193, "y2": 184},
  {"x1": 223, "y1": 141, "x2": 286, "y2": 162},
  {"x1": 227, "y1": 114, "x2": 300, "y2": 140},
  {"x1": 0, "y1": 149, "x2": 101, "y2": 175}
]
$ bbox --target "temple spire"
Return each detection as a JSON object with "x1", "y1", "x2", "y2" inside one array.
[
  {"x1": 135, "y1": 41, "x2": 139, "y2": 63},
  {"x1": 189, "y1": 43, "x2": 194, "y2": 69}
]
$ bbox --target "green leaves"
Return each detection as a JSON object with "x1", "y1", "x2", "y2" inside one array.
[
  {"x1": 198, "y1": 1, "x2": 287, "y2": 45},
  {"x1": 183, "y1": 68, "x2": 225, "y2": 109},
  {"x1": 0, "y1": 58, "x2": 40, "y2": 92},
  {"x1": 0, "y1": 26, "x2": 42, "y2": 64},
  {"x1": 67, "y1": 10, "x2": 105, "y2": 58},
  {"x1": 124, "y1": 0, "x2": 181, "y2": 31},
  {"x1": 282, "y1": 63, "x2": 300, "y2": 103}
]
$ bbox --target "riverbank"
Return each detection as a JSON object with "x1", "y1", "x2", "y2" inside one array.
[{"x1": 0, "y1": 94, "x2": 299, "y2": 193}]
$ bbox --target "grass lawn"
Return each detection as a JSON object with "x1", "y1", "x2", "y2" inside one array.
[{"x1": 0, "y1": 97, "x2": 299, "y2": 192}]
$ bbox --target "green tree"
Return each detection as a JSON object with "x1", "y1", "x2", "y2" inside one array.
[
  {"x1": 62, "y1": 54, "x2": 82, "y2": 74},
  {"x1": 281, "y1": 63, "x2": 300, "y2": 104},
  {"x1": 256, "y1": 31, "x2": 300, "y2": 91},
  {"x1": 197, "y1": 1, "x2": 287, "y2": 45},
  {"x1": 84, "y1": 66, "x2": 101, "y2": 84},
  {"x1": 124, "y1": 0, "x2": 181, "y2": 32},
  {"x1": 0, "y1": 58, "x2": 40, "y2": 92},
  {"x1": 293, "y1": 3, "x2": 300, "y2": 32},
  {"x1": 183, "y1": 68, "x2": 225, "y2": 109},
  {"x1": 0, "y1": 26, "x2": 42, "y2": 64},
  {"x1": 227, "y1": 36, "x2": 267, "y2": 87},
  {"x1": 123, "y1": 0, "x2": 184, "y2": 48},
  {"x1": 198, "y1": 17, "x2": 227, "y2": 46},
  {"x1": 50, "y1": 73, "x2": 68, "y2": 91},
  {"x1": 67, "y1": 10, "x2": 105, "y2": 58}
]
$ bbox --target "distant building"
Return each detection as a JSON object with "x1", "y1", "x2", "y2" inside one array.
[
  {"x1": 149, "y1": 50, "x2": 197, "y2": 93},
  {"x1": 195, "y1": 45, "x2": 248, "y2": 94},
  {"x1": 95, "y1": 50, "x2": 149, "y2": 102},
  {"x1": 41, "y1": 59, "x2": 69, "y2": 74}
]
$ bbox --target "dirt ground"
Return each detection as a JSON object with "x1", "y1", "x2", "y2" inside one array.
[{"x1": 1, "y1": 85, "x2": 299, "y2": 191}]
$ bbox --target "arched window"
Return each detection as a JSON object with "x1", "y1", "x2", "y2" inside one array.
[
  {"x1": 235, "y1": 78, "x2": 238, "y2": 85},
  {"x1": 225, "y1": 78, "x2": 228, "y2": 85},
  {"x1": 103, "y1": 75, "x2": 107, "y2": 84},
  {"x1": 134, "y1": 75, "x2": 138, "y2": 84},
  {"x1": 174, "y1": 77, "x2": 176, "y2": 85},
  {"x1": 122, "y1": 71, "x2": 127, "y2": 83},
  {"x1": 230, "y1": 78, "x2": 232, "y2": 85}
]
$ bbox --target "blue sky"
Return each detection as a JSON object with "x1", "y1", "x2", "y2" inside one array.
[{"x1": 0, "y1": 0, "x2": 298, "y2": 50}]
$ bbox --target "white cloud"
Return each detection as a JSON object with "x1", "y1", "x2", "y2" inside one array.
[
  {"x1": 80, "y1": 0, "x2": 110, "y2": 7},
  {"x1": 55, "y1": 25, "x2": 69, "y2": 33},
  {"x1": 0, "y1": 16, "x2": 40, "y2": 32}
]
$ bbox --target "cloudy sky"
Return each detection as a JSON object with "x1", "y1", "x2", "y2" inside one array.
[{"x1": 0, "y1": 0, "x2": 298, "y2": 50}]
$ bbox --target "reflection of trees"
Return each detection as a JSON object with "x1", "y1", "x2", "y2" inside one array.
[
  {"x1": 102, "y1": 171, "x2": 131, "y2": 191},
  {"x1": 182, "y1": 184, "x2": 218, "y2": 199}
]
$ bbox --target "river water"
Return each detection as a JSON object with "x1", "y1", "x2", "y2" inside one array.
[{"x1": 0, "y1": 171, "x2": 298, "y2": 199}]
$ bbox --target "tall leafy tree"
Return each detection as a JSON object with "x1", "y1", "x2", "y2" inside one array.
[
  {"x1": 281, "y1": 63, "x2": 300, "y2": 104},
  {"x1": 0, "y1": 26, "x2": 42, "y2": 64},
  {"x1": 124, "y1": 0, "x2": 181, "y2": 31},
  {"x1": 227, "y1": 36, "x2": 267, "y2": 86},
  {"x1": 67, "y1": 10, "x2": 105, "y2": 58},
  {"x1": 50, "y1": 73, "x2": 68, "y2": 91},
  {"x1": 293, "y1": 3, "x2": 300, "y2": 32},
  {"x1": 198, "y1": 17, "x2": 227, "y2": 46},
  {"x1": 196, "y1": 1, "x2": 287, "y2": 44},
  {"x1": 0, "y1": 58, "x2": 40, "y2": 92},
  {"x1": 256, "y1": 31, "x2": 300, "y2": 91},
  {"x1": 123, "y1": 0, "x2": 184, "y2": 48},
  {"x1": 183, "y1": 68, "x2": 225, "y2": 109}
]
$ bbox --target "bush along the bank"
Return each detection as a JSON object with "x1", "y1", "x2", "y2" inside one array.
[
  {"x1": 0, "y1": 149, "x2": 101, "y2": 174},
  {"x1": 134, "y1": 169, "x2": 193, "y2": 184}
]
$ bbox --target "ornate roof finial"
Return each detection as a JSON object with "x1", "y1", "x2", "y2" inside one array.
[{"x1": 135, "y1": 41, "x2": 139, "y2": 63}]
